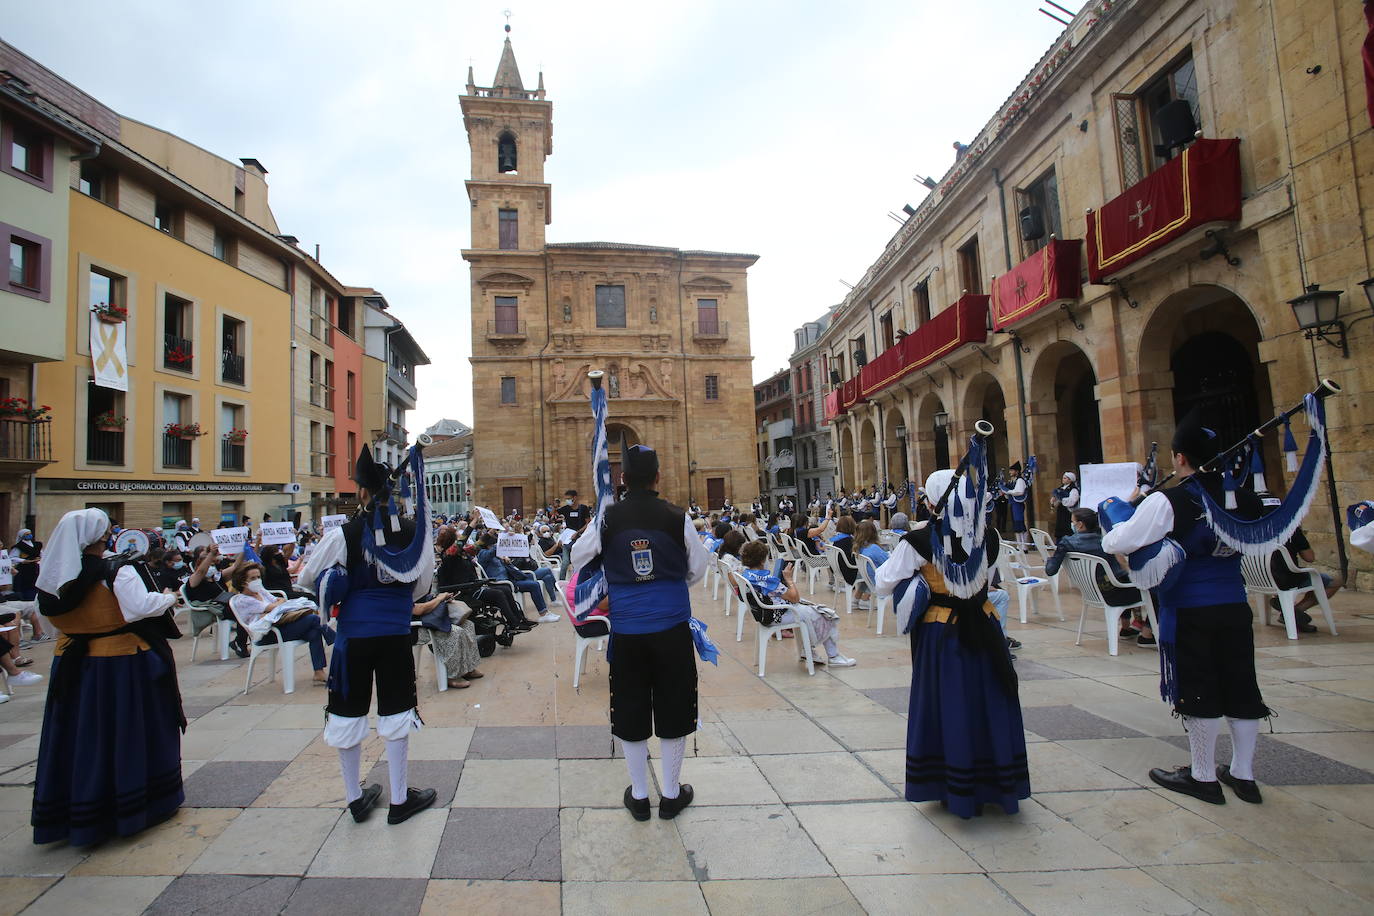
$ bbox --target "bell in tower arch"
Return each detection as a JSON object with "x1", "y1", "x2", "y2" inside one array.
[{"x1": 497, "y1": 132, "x2": 518, "y2": 173}]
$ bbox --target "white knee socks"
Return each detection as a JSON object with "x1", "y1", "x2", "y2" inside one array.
[
  {"x1": 1184, "y1": 715, "x2": 1221, "y2": 782},
  {"x1": 621, "y1": 738, "x2": 650, "y2": 800},
  {"x1": 338, "y1": 744, "x2": 363, "y2": 804},
  {"x1": 660, "y1": 736, "x2": 686, "y2": 800},
  {"x1": 1227, "y1": 716, "x2": 1260, "y2": 781},
  {"x1": 385, "y1": 737, "x2": 409, "y2": 805}
]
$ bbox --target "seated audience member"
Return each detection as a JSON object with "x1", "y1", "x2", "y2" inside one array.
[
  {"x1": 737, "y1": 540, "x2": 855, "y2": 667},
  {"x1": 184, "y1": 544, "x2": 247, "y2": 654},
  {"x1": 887, "y1": 512, "x2": 910, "y2": 535},
  {"x1": 412, "y1": 591, "x2": 483, "y2": 689},
  {"x1": 564, "y1": 568, "x2": 611, "y2": 637},
  {"x1": 853, "y1": 520, "x2": 889, "y2": 569},
  {"x1": 0, "y1": 622, "x2": 42, "y2": 698},
  {"x1": 792, "y1": 514, "x2": 822, "y2": 555},
  {"x1": 829, "y1": 515, "x2": 858, "y2": 586},
  {"x1": 1045, "y1": 508, "x2": 1154, "y2": 647},
  {"x1": 716, "y1": 531, "x2": 746, "y2": 566},
  {"x1": 258, "y1": 544, "x2": 296, "y2": 596},
  {"x1": 435, "y1": 527, "x2": 535, "y2": 632},
  {"x1": 151, "y1": 549, "x2": 187, "y2": 593},
  {"x1": 475, "y1": 532, "x2": 557, "y2": 621},
  {"x1": 228, "y1": 563, "x2": 334, "y2": 684},
  {"x1": 1269, "y1": 523, "x2": 1342, "y2": 634}
]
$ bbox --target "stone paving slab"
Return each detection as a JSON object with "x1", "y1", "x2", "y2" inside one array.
[{"x1": 5, "y1": 578, "x2": 1374, "y2": 913}]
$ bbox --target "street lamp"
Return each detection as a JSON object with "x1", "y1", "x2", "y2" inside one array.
[{"x1": 1288, "y1": 284, "x2": 1347, "y2": 357}]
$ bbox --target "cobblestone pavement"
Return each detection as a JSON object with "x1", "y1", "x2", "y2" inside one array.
[{"x1": 1, "y1": 577, "x2": 1372, "y2": 915}]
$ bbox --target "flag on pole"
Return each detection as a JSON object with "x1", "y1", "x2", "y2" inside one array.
[{"x1": 573, "y1": 379, "x2": 614, "y2": 621}]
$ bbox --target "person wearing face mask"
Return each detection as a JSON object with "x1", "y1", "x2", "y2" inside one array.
[
  {"x1": 153, "y1": 550, "x2": 188, "y2": 593},
  {"x1": 227, "y1": 563, "x2": 333, "y2": 685},
  {"x1": 1045, "y1": 508, "x2": 1153, "y2": 647}
]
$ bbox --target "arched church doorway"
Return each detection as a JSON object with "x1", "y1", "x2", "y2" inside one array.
[{"x1": 605, "y1": 423, "x2": 640, "y2": 486}]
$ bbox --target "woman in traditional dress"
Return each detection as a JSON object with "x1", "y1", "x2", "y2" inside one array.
[
  {"x1": 32, "y1": 508, "x2": 185, "y2": 846},
  {"x1": 874, "y1": 468, "x2": 1029, "y2": 819},
  {"x1": 1050, "y1": 471, "x2": 1080, "y2": 539}
]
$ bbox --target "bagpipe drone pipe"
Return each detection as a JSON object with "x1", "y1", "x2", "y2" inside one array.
[{"x1": 1099, "y1": 378, "x2": 1341, "y2": 589}]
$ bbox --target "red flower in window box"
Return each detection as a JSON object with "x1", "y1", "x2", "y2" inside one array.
[
  {"x1": 165, "y1": 344, "x2": 194, "y2": 365},
  {"x1": 0, "y1": 396, "x2": 28, "y2": 418},
  {"x1": 223, "y1": 428, "x2": 248, "y2": 444},
  {"x1": 91, "y1": 302, "x2": 129, "y2": 324},
  {"x1": 93, "y1": 411, "x2": 127, "y2": 432},
  {"x1": 165, "y1": 422, "x2": 203, "y2": 440}
]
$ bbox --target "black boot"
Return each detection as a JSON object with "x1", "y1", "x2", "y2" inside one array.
[{"x1": 387, "y1": 787, "x2": 437, "y2": 825}]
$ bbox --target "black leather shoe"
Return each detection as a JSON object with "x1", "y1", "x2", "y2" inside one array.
[
  {"x1": 387, "y1": 787, "x2": 437, "y2": 824},
  {"x1": 1149, "y1": 766, "x2": 1224, "y2": 804},
  {"x1": 1217, "y1": 765, "x2": 1263, "y2": 804},
  {"x1": 623, "y1": 786, "x2": 651, "y2": 821},
  {"x1": 658, "y1": 784, "x2": 694, "y2": 819},
  {"x1": 349, "y1": 783, "x2": 383, "y2": 823}
]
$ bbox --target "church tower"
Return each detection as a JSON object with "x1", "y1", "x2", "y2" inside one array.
[{"x1": 460, "y1": 26, "x2": 552, "y2": 252}]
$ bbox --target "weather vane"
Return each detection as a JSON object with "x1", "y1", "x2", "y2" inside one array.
[{"x1": 503, "y1": 9, "x2": 513, "y2": 32}]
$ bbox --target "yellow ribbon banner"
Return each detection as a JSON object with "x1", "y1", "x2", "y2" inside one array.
[{"x1": 90, "y1": 316, "x2": 128, "y2": 391}]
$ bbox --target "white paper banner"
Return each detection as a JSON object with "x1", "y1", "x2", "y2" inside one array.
[
  {"x1": 210, "y1": 526, "x2": 250, "y2": 555},
  {"x1": 475, "y1": 506, "x2": 501, "y2": 529},
  {"x1": 1078, "y1": 462, "x2": 1141, "y2": 517},
  {"x1": 321, "y1": 514, "x2": 348, "y2": 532},
  {"x1": 496, "y1": 532, "x2": 531, "y2": 558},
  {"x1": 0, "y1": 551, "x2": 12, "y2": 588},
  {"x1": 259, "y1": 521, "x2": 297, "y2": 546},
  {"x1": 89, "y1": 316, "x2": 128, "y2": 391}
]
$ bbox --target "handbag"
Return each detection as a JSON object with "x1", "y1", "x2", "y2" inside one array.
[{"x1": 419, "y1": 598, "x2": 453, "y2": 633}]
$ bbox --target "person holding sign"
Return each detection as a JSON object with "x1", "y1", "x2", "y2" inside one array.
[{"x1": 476, "y1": 532, "x2": 558, "y2": 622}]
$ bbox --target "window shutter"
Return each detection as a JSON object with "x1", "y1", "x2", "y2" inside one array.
[{"x1": 1112, "y1": 92, "x2": 1144, "y2": 190}]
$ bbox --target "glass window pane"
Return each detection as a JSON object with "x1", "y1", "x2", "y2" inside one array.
[
  {"x1": 595, "y1": 285, "x2": 626, "y2": 328},
  {"x1": 9, "y1": 242, "x2": 25, "y2": 286},
  {"x1": 11, "y1": 139, "x2": 28, "y2": 174}
]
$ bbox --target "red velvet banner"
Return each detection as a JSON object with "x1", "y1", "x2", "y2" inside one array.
[
  {"x1": 857, "y1": 293, "x2": 988, "y2": 400},
  {"x1": 991, "y1": 238, "x2": 1083, "y2": 330},
  {"x1": 823, "y1": 390, "x2": 840, "y2": 421},
  {"x1": 1086, "y1": 138, "x2": 1241, "y2": 283},
  {"x1": 836, "y1": 377, "x2": 863, "y2": 414}
]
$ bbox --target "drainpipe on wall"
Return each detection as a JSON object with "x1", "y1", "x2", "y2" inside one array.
[
  {"x1": 538, "y1": 258, "x2": 554, "y2": 510},
  {"x1": 993, "y1": 167, "x2": 1034, "y2": 529}
]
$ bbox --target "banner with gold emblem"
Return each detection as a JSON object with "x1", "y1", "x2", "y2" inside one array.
[{"x1": 90, "y1": 316, "x2": 128, "y2": 391}]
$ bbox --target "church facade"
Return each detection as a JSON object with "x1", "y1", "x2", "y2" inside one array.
[{"x1": 462, "y1": 34, "x2": 758, "y2": 516}]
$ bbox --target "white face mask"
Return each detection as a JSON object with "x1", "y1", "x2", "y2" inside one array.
[{"x1": 248, "y1": 579, "x2": 268, "y2": 595}]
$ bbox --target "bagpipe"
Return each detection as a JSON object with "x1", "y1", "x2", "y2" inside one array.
[
  {"x1": 1099, "y1": 378, "x2": 1341, "y2": 589},
  {"x1": 359, "y1": 433, "x2": 435, "y2": 584}
]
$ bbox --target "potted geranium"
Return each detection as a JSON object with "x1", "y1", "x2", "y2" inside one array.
[
  {"x1": 165, "y1": 344, "x2": 193, "y2": 365},
  {"x1": 165, "y1": 422, "x2": 203, "y2": 440},
  {"x1": 22, "y1": 403, "x2": 52, "y2": 421},
  {"x1": 224, "y1": 428, "x2": 248, "y2": 444},
  {"x1": 0, "y1": 396, "x2": 28, "y2": 419},
  {"x1": 94, "y1": 411, "x2": 127, "y2": 433},
  {"x1": 91, "y1": 302, "x2": 129, "y2": 324}
]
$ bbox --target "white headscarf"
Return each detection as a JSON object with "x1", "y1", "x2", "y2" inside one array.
[
  {"x1": 924, "y1": 469, "x2": 956, "y2": 508},
  {"x1": 1062, "y1": 471, "x2": 1077, "y2": 485},
  {"x1": 16, "y1": 528, "x2": 33, "y2": 543},
  {"x1": 35, "y1": 508, "x2": 109, "y2": 596}
]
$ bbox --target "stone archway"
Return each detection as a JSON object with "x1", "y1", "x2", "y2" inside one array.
[
  {"x1": 837, "y1": 423, "x2": 856, "y2": 492},
  {"x1": 914, "y1": 392, "x2": 949, "y2": 482},
  {"x1": 604, "y1": 422, "x2": 641, "y2": 487},
  {"x1": 962, "y1": 371, "x2": 1010, "y2": 482},
  {"x1": 881, "y1": 401, "x2": 910, "y2": 488},
  {"x1": 858, "y1": 416, "x2": 879, "y2": 489},
  {"x1": 1137, "y1": 284, "x2": 1276, "y2": 479}
]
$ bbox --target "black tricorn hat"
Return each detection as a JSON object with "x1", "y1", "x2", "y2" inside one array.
[
  {"x1": 1172, "y1": 408, "x2": 1220, "y2": 465},
  {"x1": 623, "y1": 443, "x2": 659, "y2": 480},
  {"x1": 1009, "y1": 460, "x2": 1022, "y2": 474},
  {"x1": 353, "y1": 443, "x2": 393, "y2": 493}
]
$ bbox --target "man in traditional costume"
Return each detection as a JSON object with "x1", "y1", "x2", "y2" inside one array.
[
  {"x1": 1101, "y1": 413, "x2": 1268, "y2": 804},
  {"x1": 1000, "y1": 462, "x2": 1028, "y2": 536},
  {"x1": 300, "y1": 445, "x2": 436, "y2": 825},
  {"x1": 32, "y1": 508, "x2": 184, "y2": 845},
  {"x1": 570, "y1": 443, "x2": 712, "y2": 821},
  {"x1": 874, "y1": 454, "x2": 1029, "y2": 819}
]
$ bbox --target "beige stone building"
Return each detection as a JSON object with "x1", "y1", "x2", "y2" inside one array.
[
  {"x1": 814, "y1": 0, "x2": 1374, "y2": 587},
  {"x1": 462, "y1": 34, "x2": 757, "y2": 515}
]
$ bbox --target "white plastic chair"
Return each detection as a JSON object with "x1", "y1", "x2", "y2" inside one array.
[
  {"x1": 232, "y1": 596, "x2": 308, "y2": 695},
  {"x1": 1028, "y1": 528, "x2": 1063, "y2": 602},
  {"x1": 182, "y1": 583, "x2": 234, "y2": 662},
  {"x1": 728, "y1": 569, "x2": 815, "y2": 677},
  {"x1": 411, "y1": 620, "x2": 450, "y2": 693},
  {"x1": 572, "y1": 615, "x2": 610, "y2": 689},
  {"x1": 822, "y1": 544, "x2": 857, "y2": 615},
  {"x1": 793, "y1": 539, "x2": 829, "y2": 595},
  {"x1": 997, "y1": 546, "x2": 1062, "y2": 623},
  {"x1": 1241, "y1": 548, "x2": 1338, "y2": 640},
  {"x1": 1061, "y1": 553, "x2": 1158, "y2": 656},
  {"x1": 856, "y1": 554, "x2": 892, "y2": 635}
]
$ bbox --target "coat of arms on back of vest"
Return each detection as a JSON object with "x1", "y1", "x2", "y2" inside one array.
[{"x1": 630, "y1": 538, "x2": 654, "y2": 578}]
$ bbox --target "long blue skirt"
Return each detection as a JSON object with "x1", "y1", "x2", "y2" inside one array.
[
  {"x1": 906, "y1": 620, "x2": 1030, "y2": 817},
  {"x1": 32, "y1": 650, "x2": 184, "y2": 846}
]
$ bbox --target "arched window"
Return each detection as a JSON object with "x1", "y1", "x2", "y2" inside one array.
[{"x1": 497, "y1": 132, "x2": 518, "y2": 173}]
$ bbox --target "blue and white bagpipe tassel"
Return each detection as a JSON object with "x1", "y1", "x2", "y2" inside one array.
[
  {"x1": 362, "y1": 443, "x2": 434, "y2": 582},
  {"x1": 688, "y1": 617, "x2": 720, "y2": 665},
  {"x1": 573, "y1": 380, "x2": 615, "y2": 622},
  {"x1": 931, "y1": 433, "x2": 991, "y2": 599},
  {"x1": 1283, "y1": 417, "x2": 1299, "y2": 472},
  {"x1": 893, "y1": 574, "x2": 931, "y2": 635},
  {"x1": 1248, "y1": 435, "x2": 1266, "y2": 495},
  {"x1": 1194, "y1": 393, "x2": 1327, "y2": 558},
  {"x1": 1098, "y1": 495, "x2": 1187, "y2": 590}
]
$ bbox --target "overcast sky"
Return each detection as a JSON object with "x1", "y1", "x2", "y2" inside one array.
[{"x1": 4, "y1": 0, "x2": 1066, "y2": 433}]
